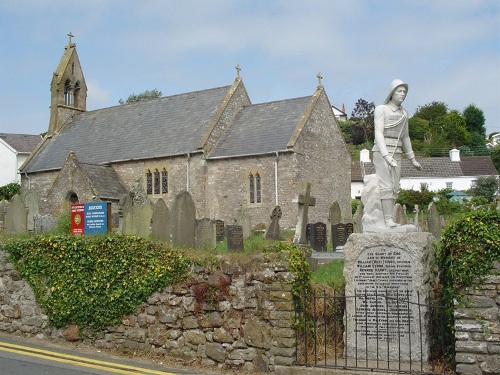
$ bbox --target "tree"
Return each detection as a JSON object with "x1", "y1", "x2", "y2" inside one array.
[
  {"x1": 471, "y1": 176, "x2": 499, "y2": 203},
  {"x1": 0, "y1": 183, "x2": 20, "y2": 201},
  {"x1": 408, "y1": 116, "x2": 430, "y2": 151},
  {"x1": 490, "y1": 145, "x2": 500, "y2": 173},
  {"x1": 119, "y1": 89, "x2": 162, "y2": 104},
  {"x1": 438, "y1": 110, "x2": 469, "y2": 147},
  {"x1": 413, "y1": 101, "x2": 448, "y2": 124},
  {"x1": 463, "y1": 104, "x2": 486, "y2": 137},
  {"x1": 350, "y1": 98, "x2": 375, "y2": 145}
]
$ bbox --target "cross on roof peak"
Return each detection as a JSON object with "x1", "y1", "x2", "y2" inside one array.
[
  {"x1": 317, "y1": 72, "x2": 323, "y2": 88},
  {"x1": 235, "y1": 64, "x2": 241, "y2": 78},
  {"x1": 67, "y1": 32, "x2": 74, "y2": 45}
]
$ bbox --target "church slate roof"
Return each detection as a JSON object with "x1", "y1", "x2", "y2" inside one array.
[
  {"x1": 22, "y1": 86, "x2": 231, "y2": 173},
  {"x1": 353, "y1": 155, "x2": 498, "y2": 181},
  {"x1": 208, "y1": 96, "x2": 312, "y2": 158},
  {"x1": 80, "y1": 163, "x2": 128, "y2": 200},
  {"x1": 0, "y1": 133, "x2": 42, "y2": 153}
]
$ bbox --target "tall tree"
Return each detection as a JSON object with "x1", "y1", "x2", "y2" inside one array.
[
  {"x1": 413, "y1": 101, "x2": 448, "y2": 132},
  {"x1": 350, "y1": 98, "x2": 375, "y2": 145},
  {"x1": 463, "y1": 104, "x2": 486, "y2": 137},
  {"x1": 119, "y1": 89, "x2": 162, "y2": 104}
]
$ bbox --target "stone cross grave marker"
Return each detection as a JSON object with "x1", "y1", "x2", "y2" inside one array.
[
  {"x1": 265, "y1": 206, "x2": 282, "y2": 240},
  {"x1": 226, "y1": 225, "x2": 244, "y2": 251},
  {"x1": 293, "y1": 182, "x2": 316, "y2": 244}
]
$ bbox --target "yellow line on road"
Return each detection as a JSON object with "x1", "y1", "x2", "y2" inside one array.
[{"x1": 0, "y1": 341, "x2": 176, "y2": 375}]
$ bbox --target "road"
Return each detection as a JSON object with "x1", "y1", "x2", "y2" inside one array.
[{"x1": 0, "y1": 332, "x2": 214, "y2": 375}]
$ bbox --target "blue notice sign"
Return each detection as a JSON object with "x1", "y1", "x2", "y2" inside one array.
[{"x1": 84, "y1": 202, "x2": 109, "y2": 235}]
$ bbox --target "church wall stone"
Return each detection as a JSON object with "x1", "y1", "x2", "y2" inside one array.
[{"x1": 292, "y1": 91, "x2": 352, "y2": 225}]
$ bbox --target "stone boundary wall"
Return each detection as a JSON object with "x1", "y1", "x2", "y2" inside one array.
[
  {"x1": 454, "y1": 261, "x2": 500, "y2": 375},
  {"x1": 0, "y1": 250, "x2": 296, "y2": 373}
]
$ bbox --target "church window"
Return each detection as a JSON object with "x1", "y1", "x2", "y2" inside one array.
[
  {"x1": 154, "y1": 169, "x2": 160, "y2": 194},
  {"x1": 64, "y1": 79, "x2": 74, "y2": 106},
  {"x1": 256, "y1": 173, "x2": 261, "y2": 203},
  {"x1": 162, "y1": 168, "x2": 168, "y2": 194},
  {"x1": 146, "y1": 169, "x2": 152, "y2": 195},
  {"x1": 249, "y1": 173, "x2": 255, "y2": 203}
]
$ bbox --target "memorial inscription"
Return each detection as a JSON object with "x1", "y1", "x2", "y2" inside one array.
[{"x1": 226, "y1": 225, "x2": 244, "y2": 251}]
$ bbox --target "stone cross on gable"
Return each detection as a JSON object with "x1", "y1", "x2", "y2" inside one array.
[
  {"x1": 67, "y1": 32, "x2": 74, "y2": 45},
  {"x1": 293, "y1": 182, "x2": 316, "y2": 244}
]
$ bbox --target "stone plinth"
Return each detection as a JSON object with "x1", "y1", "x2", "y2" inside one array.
[{"x1": 343, "y1": 232, "x2": 434, "y2": 362}]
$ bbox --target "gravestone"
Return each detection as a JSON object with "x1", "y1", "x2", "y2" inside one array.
[
  {"x1": 195, "y1": 218, "x2": 216, "y2": 249},
  {"x1": 121, "y1": 179, "x2": 153, "y2": 238},
  {"x1": 226, "y1": 225, "x2": 244, "y2": 251},
  {"x1": 309, "y1": 222, "x2": 327, "y2": 252},
  {"x1": 171, "y1": 191, "x2": 197, "y2": 248},
  {"x1": 293, "y1": 182, "x2": 316, "y2": 244},
  {"x1": 236, "y1": 207, "x2": 252, "y2": 239},
  {"x1": 4, "y1": 195, "x2": 28, "y2": 234},
  {"x1": 427, "y1": 202, "x2": 442, "y2": 240},
  {"x1": 332, "y1": 222, "x2": 353, "y2": 250},
  {"x1": 0, "y1": 200, "x2": 8, "y2": 231},
  {"x1": 265, "y1": 206, "x2": 282, "y2": 240},
  {"x1": 353, "y1": 204, "x2": 363, "y2": 233},
  {"x1": 392, "y1": 203, "x2": 407, "y2": 225},
  {"x1": 413, "y1": 205, "x2": 419, "y2": 227},
  {"x1": 151, "y1": 198, "x2": 171, "y2": 243},
  {"x1": 33, "y1": 214, "x2": 58, "y2": 234},
  {"x1": 215, "y1": 220, "x2": 225, "y2": 243},
  {"x1": 343, "y1": 232, "x2": 434, "y2": 362},
  {"x1": 23, "y1": 189, "x2": 40, "y2": 232},
  {"x1": 329, "y1": 201, "x2": 342, "y2": 226}
]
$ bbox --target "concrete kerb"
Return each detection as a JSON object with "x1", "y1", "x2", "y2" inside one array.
[{"x1": 275, "y1": 366, "x2": 406, "y2": 375}]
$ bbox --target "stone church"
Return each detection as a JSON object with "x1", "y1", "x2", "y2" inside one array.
[{"x1": 20, "y1": 39, "x2": 352, "y2": 232}]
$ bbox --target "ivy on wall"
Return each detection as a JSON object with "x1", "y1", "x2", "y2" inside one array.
[{"x1": 5, "y1": 235, "x2": 189, "y2": 329}]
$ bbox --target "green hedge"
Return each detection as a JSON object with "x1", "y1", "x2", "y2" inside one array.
[{"x1": 5, "y1": 235, "x2": 189, "y2": 329}]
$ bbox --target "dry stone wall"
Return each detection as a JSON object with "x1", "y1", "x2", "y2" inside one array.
[
  {"x1": 454, "y1": 261, "x2": 500, "y2": 375},
  {"x1": 0, "y1": 249, "x2": 296, "y2": 373}
]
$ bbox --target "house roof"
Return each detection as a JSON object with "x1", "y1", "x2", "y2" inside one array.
[
  {"x1": 21, "y1": 86, "x2": 232, "y2": 173},
  {"x1": 352, "y1": 155, "x2": 498, "y2": 181},
  {"x1": 0, "y1": 133, "x2": 42, "y2": 153},
  {"x1": 208, "y1": 96, "x2": 312, "y2": 158},
  {"x1": 80, "y1": 163, "x2": 128, "y2": 200}
]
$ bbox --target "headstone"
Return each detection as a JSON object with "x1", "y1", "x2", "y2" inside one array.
[
  {"x1": 121, "y1": 179, "x2": 153, "y2": 238},
  {"x1": 4, "y1": 195, "x2": 28, "y2": 234},
  {"x1": 413, "y1": 205, "x2": 419, "y2": 227},
  {"x1": 329, "y1": 201, "x2": 342, "y2": 225},
  {"x1": 236, "y1": 207, "x2": 252, "y2": 239},
  {"x1": 332, "y1": 222, "x2": 354, "y2": 250},
  {"x1": 427, "y1": 202, "x2": 442, "y2": 240},
  {"x1": 0, "y1": 200, "x2": 8, "y2": 231},
  {"x1": 293, "y1": 182, "x2": 316, "y2": 244},
  {"x1": 226, "y1": 225, "x2": 244, "y2": 251},
  {"x1": 343, "y1": 232, "x2": 435, "y2": 362},
  {"x1": 33, "y1": 214, "x2": 58, "y2": 234},
  {"x1": 195, "y1": 218, "x2": 216, "y2": 249},
  {"x1": 23, "y1": 189, "x2": 40, "y2": 232},
  {"x1": 353, "y1": 204, "x2": 363, "y2": 233},
  {"x1": 265, "y1": 206, "x2": 282, "y2": 240},
  {"x1": 392, "y1": 203, "x2": 407, "y2": 225},
  {"x1": 151, "y1": 198, "x2": 171, "y2": 243},
  {"x1": 215, "y1": 220, "x2": 225, "y2": 243},
  {"x1": 171, "y1": 191, "x2": 197, "y2": 248},
  {"x1": 309, "y1": 222, "x2": 327, "y2": 252}
]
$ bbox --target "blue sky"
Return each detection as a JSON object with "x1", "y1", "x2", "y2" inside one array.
[{"x1": 1, "y1": 0, "x2": 499, "y2": 137}]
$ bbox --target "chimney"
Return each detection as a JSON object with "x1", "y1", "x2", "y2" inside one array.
[
  {"x1": 449, "y1": 148, "x2": 461, "y2": 162},
  {"x1": 360, "y1": 149, "x2": 371, "y2": 163}
]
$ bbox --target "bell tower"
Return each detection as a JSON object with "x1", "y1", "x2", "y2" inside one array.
[{"x1": 48, "y1": 33, "x2": 87, "y2": 135}]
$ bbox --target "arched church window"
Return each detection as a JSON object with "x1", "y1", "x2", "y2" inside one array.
[
  {"x1": 249, "y1": 173, "x2": 255, "y2": 203},
  {"x1": 256, "y1": 173, "x2": 261, "y2": 203},
  {"x1": 161, "y1": 168, "x2": 168, "y2": 194},
  {"x1": 146, "y1": 169, "x2": 152, "y2": 195},
  {"x1": 154, "y1": 169, "x2": 160, "y2": 194},
  {"x1": 64, "y1": 79, "x2": 74, "y2": 106}
]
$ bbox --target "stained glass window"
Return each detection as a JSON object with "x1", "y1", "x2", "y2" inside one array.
[
  {"x1": 154, "y1": 169, "x2": 160, "y2": 194},
  {"x1": 162, "y1": 169, "x2": 168, "y2": 194},
  {"x1": 146, "y1": 170, "x2": 152, "y2": 195},
  {"x1": 249, "y1": 173, "x2": 255, "y2": 203},
  {"x1": 256, "y1": 173, "x2": 261, "y2": 203}
]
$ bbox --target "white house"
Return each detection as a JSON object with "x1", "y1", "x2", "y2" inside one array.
[
  {"x1": 351, "y1": 148, "x2": 499, "y2": 199},
  {"x1": 0, "y1": 133, "x2": 41, "y2": 186}
]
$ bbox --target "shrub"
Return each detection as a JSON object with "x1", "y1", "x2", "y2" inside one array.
[
  {"x1": 0, "y1": 183, "x2": 20, "y2": 201},
  {"x1": 5, "y1": 234, "x2": 189, "y2": 329}
]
